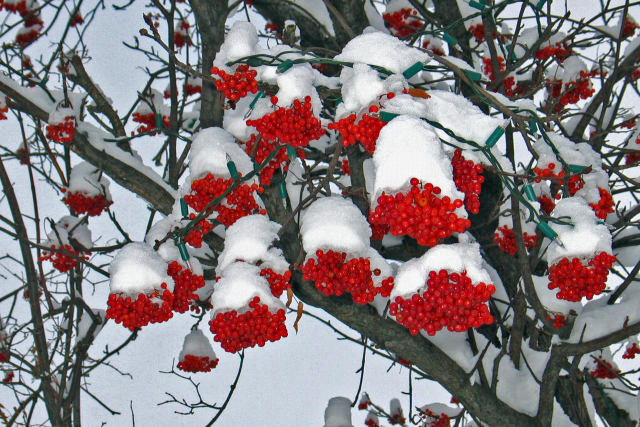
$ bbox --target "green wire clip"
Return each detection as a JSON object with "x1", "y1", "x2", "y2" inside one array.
[
  {"x1": 537, "y1": 221, "x2": 558, "y2": 240},
  {"x1": 180, "y1": 198, "x2": 188, "y2": 217},
  {"x1": 335, "y1": 97, "x2": 343, "y2": 106},
  {"x1": 469, "y1": 0, "x2": 486, "y2": 10},
  {"x1": 524, "y1": 184, "x2": 537, "y2": 202},
  {"x1": 226, "y1": 155, "x2": 240, "y2": 180},
  {"x1": 286, "y1": 145, "x2": 297, "y2": 160},
  {"x1": 379, "y1": 111, "x2": 399, "y2": 122},
  {"x1": 485, "y1": 126, "x2": 505, "y2": 148},
  {"x1": 402, "y1": 62, "x2": 424, "y2": 79},
  {"x1": 442, "y1": 32, "x2": 458, "y2": 46},
  {"x1": 155, "y1": 113, "x2": 164, "y2": 130},
  {"x1": 463, "y1": 69, "x2": 483, "y2": 81},
  {"x1": 277, "y1": 59, "x2": 293, "y2": 73},
  {"x1": 535, "y1": 0, "x2": 547, "y2": 9},
  {"x1": 278, "y1": 181, "x2": 287, "y2": 199},
  {"x1": 249, "y1": 91, "x2": 266, "y2": 109},
  {"x1": 177, "y1": 241, "x2": 190, "y2": 261},
  {"x1": 528, "y1": 120, "x2": 538, "y2": 133},
  {"x1": 568, "y1": 164, "x2": 587, "y2": 173}
]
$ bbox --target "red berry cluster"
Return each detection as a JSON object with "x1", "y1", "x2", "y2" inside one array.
[
  {"x1": 365, "y1": 417, "x2": 380, "y2": 427},
  {"x1": 246, "y1": 96, "x2": 325, "y2": 148},
  {"x1": 535, "y1": 43, "x2": 571, "y2": 62},
  {"x1": 588, "y1": 187, "x2": 614, "y2": 219},
  {"x1": 538, "y1": 195, "x2": 556, "y2": 215},
  {"x1": 177, "y1": 354, "x2": 219, "y2": 373},
  {"x1": 590, "y1": 358, "x2": 619, "y2": 379},
  {"x1": 167, "y1": 261, "x2": 205, "y2": 313},
  {"x1": 546, "y1": 313, "x2": 566, "y2": 329},
  {"x1": 623, "y1": 343, "x2": 640, "y2": 359},
  {"x1": 105, "y1": 285, "x2": 174, "y2": 330},
  {"x1": 131, "y1": 112, "x2": 170, "y2": 135},
  {"x1": 382, "y1": 8, "x2": 422, "y2": 38},
  {"x1": 389, "y1": 270, "x2": 495, "y2": 336},
  {"x1": 328, "y1": 106, "x2": 386, "y2": 154},
  {"x1": 369, "y1": 178, "x2": 471, "y2": 247},
  {"x1": 185, "y1": 81, "x2": 201, "y2": 96},
  {"x1": 0, "y1": 351, "x2": 9, "y2": 364},
  {"x1": 242, "y1": 134, "x2": 303, "y2": 185},
  {"x1": 260, "y1": 268, "x2": 292, "y2": 297},
  {"x1": 62, "y1": 190, "x2": 112, "y2": 217},
  {"x1": 533, "y1": 164, "x2": 584, "y2": 197},
  {"x1": 493, "y1": 225, "x2": 538, "y2": 255},
  {"x1": 0, "y1": 104, "x2": 8, "y2": 120},
  {"x1": 625, "y1": 136, "x2": 640, "y2": 165},
  {"x1": 184, "y1": 173, "x2": 263, "y2": 227},
  {"x1": 70, "y1": 13, "x2": 84, "y2": 27},
  {"x1": 3, "y1": 371, "x2": 13, "y2": 383},
  {"x1": 183, "y1": 214, "x2": 213, "y2": 248},
  {"x1": 481, "y1": 57, "x2": 518, "y2": 97},
  {"x1": 388, "y1": 410, "x2": 406, "y2": 426},
  {"x1": 370, "y1": 223, "x2": 390, "y2": 240},
  {"x1": 210, "y1": 65, "x2": 258, "y2": 102},
  {"x1": 302, "y1": 249, "x2": 394, "y2": 304},
  {"x1": 548, "y1": 252, "x2": 616, "y2": 301},
  {"x1": 45, "y1": 116, "x2": 75, "y2": 143},
  {"x1": 451, "y1": 149, "x2": 484, "y2": 214},
  {"x1": 39, "y1": 244, "x2": 89, "y2": 273},
  {"x1": 209, "y1": 296, "x2": 287, "y2": 353},
  {"x1": 549, "y1": 70, "x2": 597, "y2": 111},
  {"x1": 622, "y1": 18, "x2": 638, "y2": 39},
  {"x1": 418, "y1": 408, "x2": 451, "y2": 427},
  {"x1": 174, "y1": 20, "x2": 191, "y2": 48},
  {"x1": 421, "y1": 40, "x2": 445, "y2": 56},
  {"x1": 340, "y1": 159, "x2": 350, "y2": 176},
  {"x1": 358, "y1": 394, "x2": 371, "y2": 410}
]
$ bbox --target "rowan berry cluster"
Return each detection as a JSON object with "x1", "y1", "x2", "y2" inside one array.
[
  {"x1": 388, "y1": 409, "x2": 406, "y2": 425},
  {"x1": 209, "y1": 296, "x2": 287, "y2": 353},
  {"x1": 177, "y1": 354, "x2": 219, "y2": 373},
  {"x1": 382, "y1": 8, "x2": 422, "y2": 38},
  {"x1": 451, "y1": 149, "x2": 484, "y2": 214},
  {"x1": 3, "y1": 372, "x2": 14, "y2": 383},
  {"x1": 45, "y1": 116, "x2": 75, "y2": 143},
  {"x1": 538, "y1": 195, "x2": 556, "y2": 215},
  {"x1": 210, "y1": 65, "x2": 258, "y2": 102},
  {"x1": 185, "y1": 81, "x2": 201, "y2": 96},
  {"x1": 242, "y1": 134, "x2": 303, "y2": 185},
  {"x1": 364, "y1": 416, "x2": 380, "y2": 427},
  {"x1": 184, "y1": 173, "x2": 263, "y2": 226},
  {"x1": 481, "y1": 57, "x2": 517, "y2": 97},
  {"x1": 39, "y1": 244, "x2": 89, "y2": 273},
  {"x1": 328, "y1": 105, "x2": 386, "y2": 154},
  {"x1": 535, "y1": 43, "x2": 571, "y2": 62},
  {"x1": 533, "y1": 164, "x2": 584, "y2": 197},
  {"x1": 493, "y1": 225, "x2": 538, "y2": 255},
  {"x1": 0, "y1": 351, "x2": 9, "y2": 364},
  {"x1": 622, "y1": 343, "x2": 640, "y2": 359},
  {"x1": 246, "y1": 96, "x2": 324, "y2": 148},
  {"x1": 469, "y1": 24, "x2": 505, "y2": 44},
  {"x1": 340, "y1": 159, "x2": 350, "y2": 176},
  {"x1": 369, "y1": 178, "x2": 471, "y2": 247},
  {"x1": 590, "y1": 358, "x2": 619, "y2": 379},
  {"x1": 418, "y1": 408, "x2": 451, "y2": 427},
  {"x1": 302, "y1": 249, "x2": 394, "y2": 304},
  {"x1": 389, "y1": 270, "x2": 495, "y2": 336},
  {"x1": 358, "y1": 393, "x2": 371, "y2": 410},
  {"x1": 105, "y1": 285, "x2": 175, "y2": 330},
  {"x1": 622, "y1": 18, "x2": 638, "y2": 39},
  {"x1": 549, "y1": 70, "x2": 597, "y2": 111},
  {"x1": 70, "y1": 13, "x2": 84, "y2": 27},
  {"x1": 167, "y1": 261, "x2": 205, "y2": 313},
  {"x1": 183, "y1": 214, "x2": 213, "y2": 248},
  {"x1": 131, "y1": 112, "x2": 170, "y2": 135},
  {"x1": 548, "y1": 252, "x2": 616, "y2": 301},
  {"x1": 7, "y1": 1, "x2": 44, "y2": 46},
  {"x1": 260, "y1": 268, "x2": 291, "y2": 298},
  {"x1": 174, "y1": 19, "x2": 191, "y2": 48},
  {"x1": 625, "y1": 136, "x2": 640, "y2": 165},
  {"x1": 61, "y1": 190, "x2": 112, "y2": 217},
  {"x1": 0, "y1": 104, "x2": 8, "y2": 120},
  {"x1": 421, "y1": 39, "x2": 445, "y2": 56},
  {"x1": 588, "y1": 187, "x2": 614, "y2": 219}
]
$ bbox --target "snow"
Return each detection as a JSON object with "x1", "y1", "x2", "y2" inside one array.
[
  {"x1": 67, "y1": 161, "x2": 112, "y2": 199},
  {"x1": 144, "y1": 214, "x2": 205, "y2": 274},
  {"x1": 531, "y1": 275, "x2": 583, "y2": 314},
  {"x1": 335, "y1": 63, "x2": 386, "y2": 118},
  {"x1": 364, "y1": 2, "x2": 388, "y2": 33},
  {"x1": 211, "y1": 262, "x2": 284, "y2": 314},
  {"x1": 213, "y1": 21, "x2": 258, "y2": 69},
  {"x1": 300, "y1": 196, "x2": 371, "y2": 255},
  {"x1": 391, "y1": 243, "x2": 492, "y2": 299},
  {"x1": 334, "y1": 30, "x2": 430, "y2": 75},
  {"x1": 291, "y1": 0, "x2": 334, "y2": 35},
  {"x1": 217, "y1": 215, "x2": 288, "y2": 273},
  {"x1": 109, "y1": 242, "x2": 174, "y2": 295},
  {"x1": 178, "y1": 328, "x2": 217, "y2": 360},
  {"x1": 371, "y1": 115, "x2": 466, "y2": 216},
  {"x1": 419, "y1": 402, "x2": 462, "y2": 418},
  {"x1": 48, "y1": 107, "x2": 75, "y2": 124},
  {"x1": 324, "y1": 396, "x2": 353, "y2": 427},
  {"x1": 274, "y1": 64, "x2": 322, "y2": 116},
  {"x1": 545, "y1": 197, "x2": 612, "y2": 266},
  {"x1": 76, "y1": 308, "x2": 105, "y2": 343},
  {"x1": 134, "y1": 89, "x2": 167, "y2": 116},
  {"x1": 424, "y1": 329, "x2": 480, "y2": 373},
  {"x1": 44, "y1": 216, "x2": 92, "y2": 249}
]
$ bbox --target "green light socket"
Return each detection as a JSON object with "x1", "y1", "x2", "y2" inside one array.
[
  {"x1": 524, "y1": 184, "x2": 537, "y2": 202},
  {"x1": 227, "y1": 160, "x2": 240, "y2": 180},
  {"x1": 402, "y1": 62, "x2": 424, "y2": 79},
  {"x1": 537, "y1": 221, "x2": 558, "y2": 239},
  {"x1": 180, "y1": 198, "x2": 188, "y2": 217},
  {"x1": 177, "y1": 242, "x2": 190, "y2": 261},
  {"x1": 485, "y1": 126, "x2": 505, "y2": 148},
  {"x1": 379, "y1": 111, "x2": 399, "y2": 122}
]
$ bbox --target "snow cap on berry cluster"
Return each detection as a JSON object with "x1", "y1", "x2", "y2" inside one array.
[
  {"x1": 134, "y1": 89, "x2": 168, "y2": 116},
  {"x1": 109, "y1": 242, "x2": 174, "y2": 295},
  {"x1": 513, "y1": 28, "x2": 566, "y2": 58},
  {"x1": 48, "y1": 106, "x2": 75, "y2": 125},
  {"x1": 211, "y1": 262, "x2": 284, "y2": 315},
  {"x1": 217, "y1": 214, "x2": 288, "y2": 273},
  {"x1": 273, "y1": 64, "x2": 322, "y2": 117},
  {"x1": 324, "y1": 397, "x2": 353, "y2": 427},
  {"x1": 187, "y1": 127, "x2": 255, "y2": 182},
  {"x1": 334, "y1": 29, "x2": 430, "y2": 75},
  {"x1": 144, "y1": 215, "x2": 204, "y2": 275},
  {"x1": 545, "y1": 197, "x2": 612, "y2": 266},
  {"x1": 44, "y1": 216, "x2": 92, "y2": 249},
  {"x1": 546, "y1": 55, "x2": 589, "y2": 85},
  {"x1": 178, "y1": 328, "x2": 217, "y2": 361},
  {"x1": 300, "y1": 196, "x2": 371, "y2": 255},
  {"x1": 534, "y1": 133, "x2": 602, "y2": 175},
  {"x1": 335, "y1": 63, "x2": 385, "y2": 118},
  {"x1": 392, "y1": 243, "x2": 491, "y2": 299},
  {"x1": 67, "y1": 161, "x2": 112, "y2": 199},
  {"x1": 212, "y1": 21, "x2": 258, "y2": 71},
  {"x1": 372, "y1": 115, "x2": 465, "y2": 215}
]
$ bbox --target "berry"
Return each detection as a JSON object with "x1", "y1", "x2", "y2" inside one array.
[
  {"x1": 548, "y1": 252, "x2": 616, "y2": 301},
  {"x1": 493, "y1": 225, "x2": 538, "y2": 256},
  {"x1": 242, "y1": 134, "x2": 304, "y2": 185},
  {"x1": 538, "y1": 195, "x2": 556, "y2": 215},
  {"x1": 588, "y1": 187, "x2": 614, "y2": 219},
  {"x1": 105, "y1": 287, "x2": 175, "y2": 330},
  {"x1": 39, "y1": 244, "x2": 90, "y2": 273},
  {"x1": 302, "y1": 249, "x2": 394, "y2": 304},
  {"x1": 167, "y1": 261, "x2": 205, "y2": 313},
  {"x1": 548, "y1": 70, "x2": 597, "y2": 112},
  {"x1": 622, "y1": 343, "x2": 640, "y2": 359},
  {"x1": 369, "y1": 179, "x2": 470, "y2": 247},
  {"x1": 590, "y1": 358, "x2": 619, "y2": 379},
  {"x1": 418, "y1": 407, "x2": 451, "y2": 427},
  {"x1": 210, "y1": 65, "x2": 258, "y2": 102},
  {"x1": 177, "y1": 355, "x2": 219, "y2": 373},
  {"x1": 328, "y1": 112, "x2": 386, "y2": 154},
  {"x1": 208, "y1": 296, "x2": 287, "y2": 353},
  {"x1": 46, "y1": 116, "x2": 75, "y2": 143},
  {"x1": 183, "y1": 214, "x2": 213, "y2": 248},
  {"x1": 62, "y1": 191, "x2": 112, "y2": 216},
  {"x1": 451, "y1": 149, "x2": 484, "y2": 214},
  {"x1": 389, "y1": 270, "x2": 495, "y2": 336},
  {"x1": 535, "y1": 43, "x2": 571, "y2": 62},
  {"x1": 260, "y1": 268, "x2": 291, "y2": 297},
  {"x1": 382, "y1": 8, "x2": 422, "y2": 38},
  {"x1": 131, "y1": 112, "x2": 170, "y2": 135}
]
